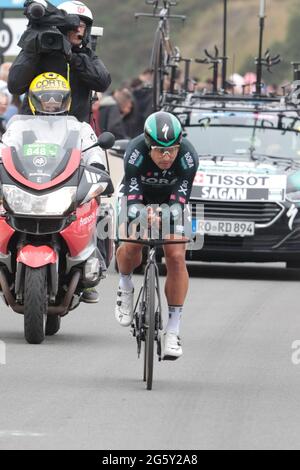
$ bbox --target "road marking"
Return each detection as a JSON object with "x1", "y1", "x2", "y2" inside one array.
[{"x1": 0, "y1": 430, "x2": 45, "y2": 438}]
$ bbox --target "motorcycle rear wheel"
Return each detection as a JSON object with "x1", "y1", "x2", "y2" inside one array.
[{"x1": 45, "y1": 315, "x2": 61, "y2": 336}]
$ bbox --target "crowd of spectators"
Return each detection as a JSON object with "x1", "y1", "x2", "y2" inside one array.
[
  {"x1": 0, "y1": 62, "x2": 23, "y2": 139},
  {"x1": 0, "y1": 59, "x2": 292, "y2": 142},
  {"x1": 90, "y1": 68, "x2": 154, "y2": 140},
  {"x1": 89, "y1": 67, "x2": 290, "y2": 142}
]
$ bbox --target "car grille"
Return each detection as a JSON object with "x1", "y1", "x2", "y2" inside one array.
[{"x1": 190, "y1": 200, "x2": 284, "y2": 227}]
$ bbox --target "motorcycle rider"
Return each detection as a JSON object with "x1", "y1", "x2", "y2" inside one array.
[
  {"x1": 1, "y1": 72, "x2": 108, "y2": 303},
  {"x1": 7, "y1": 0, "x2": 111, "y2": 123}
]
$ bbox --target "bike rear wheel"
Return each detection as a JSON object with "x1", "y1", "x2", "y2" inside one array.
[{"x1": 143, "y1": 263, "x2": 156, "y2": 390}]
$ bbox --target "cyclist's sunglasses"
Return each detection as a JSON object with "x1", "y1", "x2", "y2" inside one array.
[{"x1": 151, "y1": 145, "x2": 180, "y2": 155}]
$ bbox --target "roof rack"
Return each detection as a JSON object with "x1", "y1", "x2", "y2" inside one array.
[
  {"x1": 139, "y1": 0, "x2": 297, "y2": 113},
  {"x1": 162, "y1": 90, "x2": 300, "y2": 115}
]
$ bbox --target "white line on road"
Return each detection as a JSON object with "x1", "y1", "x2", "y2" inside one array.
[{"x1": 0, "y1": 431, "x2": 45, "y2": 438}]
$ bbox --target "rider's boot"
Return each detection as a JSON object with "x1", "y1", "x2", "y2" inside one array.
[
  {"x1": 115, "y1": 273, "x2": 134, "y2": 326},
  {"x1": 81, "y1": 287, "x2": 99, "y2": 303},
  {"x1": 161, "y1": 305, "x2": 183, "y2": 359},
  {"x1": 114, "y1": 287, "x2": 134, "y2": 326}
]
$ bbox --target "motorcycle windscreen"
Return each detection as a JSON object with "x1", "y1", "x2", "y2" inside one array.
[{"x1": 3, "y1": 115, "x2": 82, "y2": 184}]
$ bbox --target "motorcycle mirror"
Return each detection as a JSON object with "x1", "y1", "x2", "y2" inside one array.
[
  {"x1": 82, "y1": 132, "x2": 115, "y2": 153},
  {"x1": 97, "y1": 132, "x2": 115, "y2": 150}
]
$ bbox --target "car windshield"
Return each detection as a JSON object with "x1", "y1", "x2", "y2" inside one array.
[{"x1": 185, "y1": 113, "x2": 300, "y2": 160}]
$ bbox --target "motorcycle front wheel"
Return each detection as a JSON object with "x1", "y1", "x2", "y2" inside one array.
[{"x1": 24, "y1": 266, "x2": 47, "y2": 344}]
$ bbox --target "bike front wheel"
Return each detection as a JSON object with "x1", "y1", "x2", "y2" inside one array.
[{"x1": 143, "y1": 263, "x2": 156, "y2": 390}]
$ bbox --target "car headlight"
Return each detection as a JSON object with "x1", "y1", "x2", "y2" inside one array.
[
  {"x1": 286, "y1": 191, "x2": 300, "y2": 203},
  {"x1": 2, "y1": 185, "x2": 77, "y2": 216}
]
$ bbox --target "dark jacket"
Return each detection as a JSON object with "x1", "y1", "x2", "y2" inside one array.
[
  {"x1": 8, "y1": 47, "x2": 111, "y2": 123},
  {"x1": 98, "y1": 95, "x2": 127, "y2": 140},
  {"x1": 132, "y1": 86, "x2": 153, "y2": 122},
  {"x1": 122, "y1": 103, "x2": 144, "y2": 139}
]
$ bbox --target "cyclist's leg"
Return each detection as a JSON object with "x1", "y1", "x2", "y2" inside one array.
[
  {"x1": 161, "y1": 238, "x2": 188, "y2": 358},
  {"x1": 116, "y1": 242, "x2": 143, "y2": 275},
  {"x1": 163, "y1": 240, "x2": 188, "y2": 307},
  {"x1": 115, "y1": 242, "x2": 143, "y2": 327}
]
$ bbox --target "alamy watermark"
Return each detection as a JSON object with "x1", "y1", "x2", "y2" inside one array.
[
  {"x1": 291, "y1": 340, "x2": 300, "y2": 365},
  {"x1": 96, "y1": 198, "x2": 205, "y2": 250},
  {"x1": 0, "y1": 341, "x2": 6, "y2": 365}
]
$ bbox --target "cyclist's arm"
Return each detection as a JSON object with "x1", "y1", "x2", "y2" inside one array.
[
  {"x1": 168, "y1": 141, "x2": 199, "y2": 207},
  {"x1": 121, "y1": 137, "x2": 147, "y2": 221},
  {"x1": 163, "y1": 142, "x2": 198, "y2": 228},
  {"x1": 123, "y1": 163, "x2": 144, "y2": 219},
  {"x1": 123, "y1": 137, "x2": 145, "y2": 200}
]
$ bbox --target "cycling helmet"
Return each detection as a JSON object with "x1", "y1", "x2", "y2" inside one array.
[
  {"x1": 28, "y1": 72, "x2": 71, "y2": 115},
  {"x1": 144, "y1": 111, "x2": 182, "y2": 148}
]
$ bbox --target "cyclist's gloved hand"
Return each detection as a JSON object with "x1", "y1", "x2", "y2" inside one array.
[
  {"x1": 126, "y1": 203, "x2": 148, "y2": 238},
  {"x1": 146, "y1": 206, "x2": 161, "y2": 228},
  {"x1": 160, "y1": 203, "x2": 182, "y2": 226},
  {"x1": 128, "y1": 203, "x2": 147, "y2": 224}
]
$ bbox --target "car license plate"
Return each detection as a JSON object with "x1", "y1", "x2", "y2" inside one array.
[{"x1": 198, "y1": 220, "x2": 255, "y2": 237}]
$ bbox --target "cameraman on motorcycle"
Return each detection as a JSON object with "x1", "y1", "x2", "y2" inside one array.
[
  {"x1": 2, "y1": 71, "x2": 109, "y2": 303},
  {"x1": 7, "y1": 0, "x2": 111, "y2": 124}
]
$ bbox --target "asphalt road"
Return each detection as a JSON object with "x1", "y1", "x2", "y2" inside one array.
[{"x1": 1, "y1": 262, "x2": 300, "y2": 450}]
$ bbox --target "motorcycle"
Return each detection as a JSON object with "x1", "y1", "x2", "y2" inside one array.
[{"x1": 0, "y1": 115, "x2": 114, "y2": 344}]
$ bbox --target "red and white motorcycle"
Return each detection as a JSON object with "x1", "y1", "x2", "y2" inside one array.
[{"x1": 0, "y1": 115, "x2": 114, "y2": 344}]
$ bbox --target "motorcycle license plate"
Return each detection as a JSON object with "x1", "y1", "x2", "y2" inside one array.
[{"x1": 198, "y1": 220, "x2": 255, "y2": 237}]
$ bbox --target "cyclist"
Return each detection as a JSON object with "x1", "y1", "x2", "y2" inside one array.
[
  {"x1": 1, "y1": 72, "x2": 109, "y2": 303},
  {"x1": 115, "y1": 111, "x2": 198, "y2": 359}
]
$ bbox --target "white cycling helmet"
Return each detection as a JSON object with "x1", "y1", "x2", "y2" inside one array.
[{"x1": 58, "y1": 1, "x2": 93, "y2": 25}]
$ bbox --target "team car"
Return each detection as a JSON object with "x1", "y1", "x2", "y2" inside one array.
[{"x1": 167, "y1": 94, "x2": 300, "y2": 267}]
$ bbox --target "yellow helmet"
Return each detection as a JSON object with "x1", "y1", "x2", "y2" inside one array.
[{"x1": 28, "y1": 72, "x2": 71, "y2": 115}]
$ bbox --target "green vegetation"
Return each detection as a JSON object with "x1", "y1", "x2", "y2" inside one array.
[{"x1": 76, "y1": 1, "x2": 300, "y2": 87}]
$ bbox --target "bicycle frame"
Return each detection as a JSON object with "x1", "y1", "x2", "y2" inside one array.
[
  {"x1": 117, "y1": 237, "x2": 188, "y2": 389},
  {"x1": 132, "y1": 245, "x2": 163, "y2": 360}
]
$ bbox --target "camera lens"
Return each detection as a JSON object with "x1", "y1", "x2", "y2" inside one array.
[
  {"x1": 46, "y1": 37, "x2": 55, "y2": 46},
  {"x1": 28, "y1": 3, "x2": 45, "y2": 19},
  {"x1": 40, "y1": 31, "x2": 64, "y2": 52}
]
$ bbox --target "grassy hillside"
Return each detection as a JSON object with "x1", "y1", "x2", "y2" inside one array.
[{"x1": 87, "y1": 0, "x2": 297, "y2": 88}]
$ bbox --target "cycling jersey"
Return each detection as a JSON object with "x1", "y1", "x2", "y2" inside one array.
[{"x1": 122, "y1": 134, "x2": 199, "y2": 207}]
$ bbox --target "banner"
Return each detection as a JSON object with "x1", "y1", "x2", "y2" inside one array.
[{"x1": 2, "y1": 18, "x2": 27, "y2": 56}]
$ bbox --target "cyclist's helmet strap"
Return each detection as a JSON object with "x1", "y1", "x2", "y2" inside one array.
[{"x1": 144, "y1": 111, "x2": 182, "y2": 148}]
